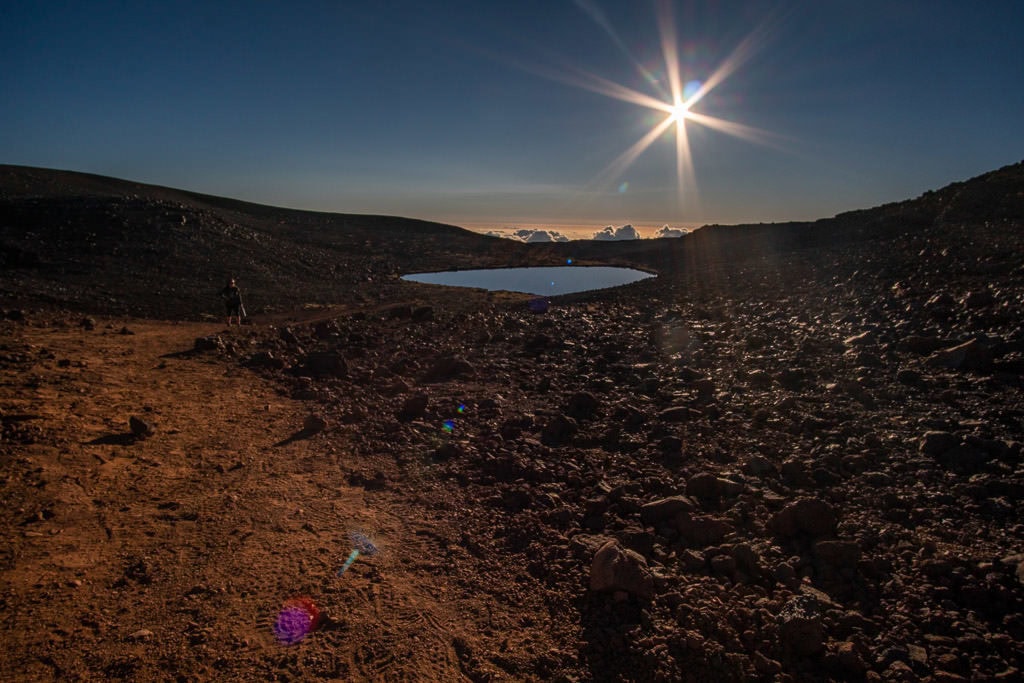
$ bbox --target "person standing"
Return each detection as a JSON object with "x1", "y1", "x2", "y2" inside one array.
[{"x1": 222, "y1": 278, "x2": 243, "y2": 325}]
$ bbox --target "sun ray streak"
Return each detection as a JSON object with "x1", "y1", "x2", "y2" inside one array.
[
  {"x1": 675, "y1": 120, "x2": 696, "y2": 210},
  {"x1": 684, "y1": 111, "x2": 786, "y2": 150},
  {"x1": 593, "y1": 115, "x2": 676, "y2": 190},
  {"x1": 682, "y1": 21, "x2": 772, "y2": 110},
  {"x1": 657, "y1": 0, "x2": 684, "y2": 108},
  {"x1": 560, "y1": 65, "x2": 676, "y2": 114}
]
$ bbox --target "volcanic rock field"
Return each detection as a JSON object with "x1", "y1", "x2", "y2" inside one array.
[{"x1": 1, "y1": 163, "x2": 1023, "y2": 681}]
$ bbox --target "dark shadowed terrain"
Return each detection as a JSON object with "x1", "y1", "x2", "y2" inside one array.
[{"x1": 1, "y1": 162, "x2": 1023, "y2": 681}]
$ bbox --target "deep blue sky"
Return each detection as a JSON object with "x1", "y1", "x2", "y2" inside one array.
[{"x1": 3, "y1": 1, "x2": 1022, "y2": 235}]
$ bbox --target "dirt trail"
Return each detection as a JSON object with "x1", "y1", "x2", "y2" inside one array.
[{"x1": 0, "y1": 318, "x2": 489, "y2": 681}]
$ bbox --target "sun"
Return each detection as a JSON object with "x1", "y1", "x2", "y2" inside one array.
[{"x1": 668, "y1": 100, "x2": 691, "y2": 123}]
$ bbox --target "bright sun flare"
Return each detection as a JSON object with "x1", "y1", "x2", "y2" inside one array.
[{"x1": 545, "y1": 0, "x2": 781, "y2": 215}]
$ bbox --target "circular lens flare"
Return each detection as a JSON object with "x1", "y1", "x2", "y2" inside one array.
[{"x1": 683, "y1": 79, "x2": 702, "y2": 100}]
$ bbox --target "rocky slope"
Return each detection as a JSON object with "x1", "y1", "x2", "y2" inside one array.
[{"x1": 1, "y1": 162, "x2": 1023, "y2": 680}]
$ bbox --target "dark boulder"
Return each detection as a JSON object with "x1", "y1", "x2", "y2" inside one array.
[
  {"x1": 768, "y1": 497, "x2": 838, "y2": 538},
  {"x1": 300, "y1": 350, "x2": 347, "y2": 378}
]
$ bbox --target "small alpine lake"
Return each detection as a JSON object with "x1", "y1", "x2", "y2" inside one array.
[{"x1": 401, "y1": 266, "x2": 656, "y2": 296}]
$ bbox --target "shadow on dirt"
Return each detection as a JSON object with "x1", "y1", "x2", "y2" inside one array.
[
  {"x1": 273, "y1": 428, "x2": 319, "y2": 447},
  {"x1": 85, "y1": 433, "x2": 139, "y2": 446}
]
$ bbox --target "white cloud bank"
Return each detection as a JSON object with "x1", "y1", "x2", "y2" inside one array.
[
  {"x1": 485, "y1": 224, "x2": 690, "y2": 242},
  {"x1": 488, "y1": 228, "x2": 571, "y2": 242}
]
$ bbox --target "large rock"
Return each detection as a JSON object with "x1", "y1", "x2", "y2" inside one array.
[
  {"x1": 919, "y1": 431, "x2": 960, "y2": 456},
  {"x1": 768, "y1": 498, "x2": 838, "y2": 538},
  {"x1": 639, "y1": 496, "x2": 696, "y2": 525},
  {"x1": 778, "y1": 595, "x2": 826, "y2": 657},
  {"x1": 589, "y1": 540, "x2": 655, "y2": 599}
]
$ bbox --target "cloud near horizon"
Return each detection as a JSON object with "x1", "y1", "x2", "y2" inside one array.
[
  {"x1": 654, "y1": 225, "x2": 690, "y2": 238},
  {"x1": 592, "y1": 224, "x2": 641, "y2": 241}
]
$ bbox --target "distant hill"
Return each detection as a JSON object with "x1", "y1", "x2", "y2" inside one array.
[
  {"x1": 536, "y1": 160, "x2": 1024, "y2": 274},
  {"x1": 1, "y1": 161, "x2": 1022, "y2": 318},
  {"x1": 0, "y1": 165, "x2": 546, "y2": 318}
]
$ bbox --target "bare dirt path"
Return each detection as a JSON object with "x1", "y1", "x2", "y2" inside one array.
[{"x1": 0, "y1": 317, "x2": 502, "y2": 681}]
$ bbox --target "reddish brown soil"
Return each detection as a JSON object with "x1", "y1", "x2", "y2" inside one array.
[
  {"x1": 1, "y1": 315, "x2": 573, "y2": 681},
  {"x1": 2, "y1": 163, "x2": 1024, "y2": 682}
]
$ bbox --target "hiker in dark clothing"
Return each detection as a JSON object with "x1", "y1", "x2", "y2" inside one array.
[{"x1": 222, "y1": 278, "x2": 243, "y2": 325}]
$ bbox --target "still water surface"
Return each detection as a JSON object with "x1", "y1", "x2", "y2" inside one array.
[{"x1": 402, "y1": 266, "x2": 655, "y2": 296}]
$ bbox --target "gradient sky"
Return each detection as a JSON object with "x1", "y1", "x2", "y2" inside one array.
[{"x1": 3, "y1": 1, "x2": 1022, "y2": 236}]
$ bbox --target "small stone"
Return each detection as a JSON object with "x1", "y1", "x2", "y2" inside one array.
[
  {"x1": 744, "y1": 455, "x2": 777, "y2": 476},
  {"x1": 674, "y1": 513, "x2": 733, "y2": 547},
  {"x1": 844, "y1": 331, "x2": 874, "y2": 347},
  {"x1": 686, "y1": 472, "x2": 743, "y2": 500},
  {"x1": 907, "y1": 644, "x2": 928, "y2": 667},
  {"x1": 710, "y1": 554, "x2": 737, "y2": 576},
  {"x1": 565, "y1": 392, "x2": 600, "y2": 421},
  {"x1": 303, "y1": 414, "x2": 327, "y2": 433},
  {"x1": 397, "y1": 393, "x2": 429, "y2": 421},
  {"x1": 421, "y1": 354, "x2": 474, "y2": 383},
  {"x1": 541, "y1": 415, "x2": 578, "y2": 447},
  {"x1": 302, "y1": 350, "x2": 348, "y2": 378},
  {"x1": 129, "y1": 416, "x2": 155, "y2": 438},
  {"x1": 814, "y1": 539, "x2": 861, "y2": 568},
  {"x1": 885, "y1": 660, "x2": 915, "y2": 681},
  {"x1": 194, "y1": 335, "x2": 223, "y2": 351},
  {"x1": 730, "y1": 543, "x2": 763, "y2": 578}
]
